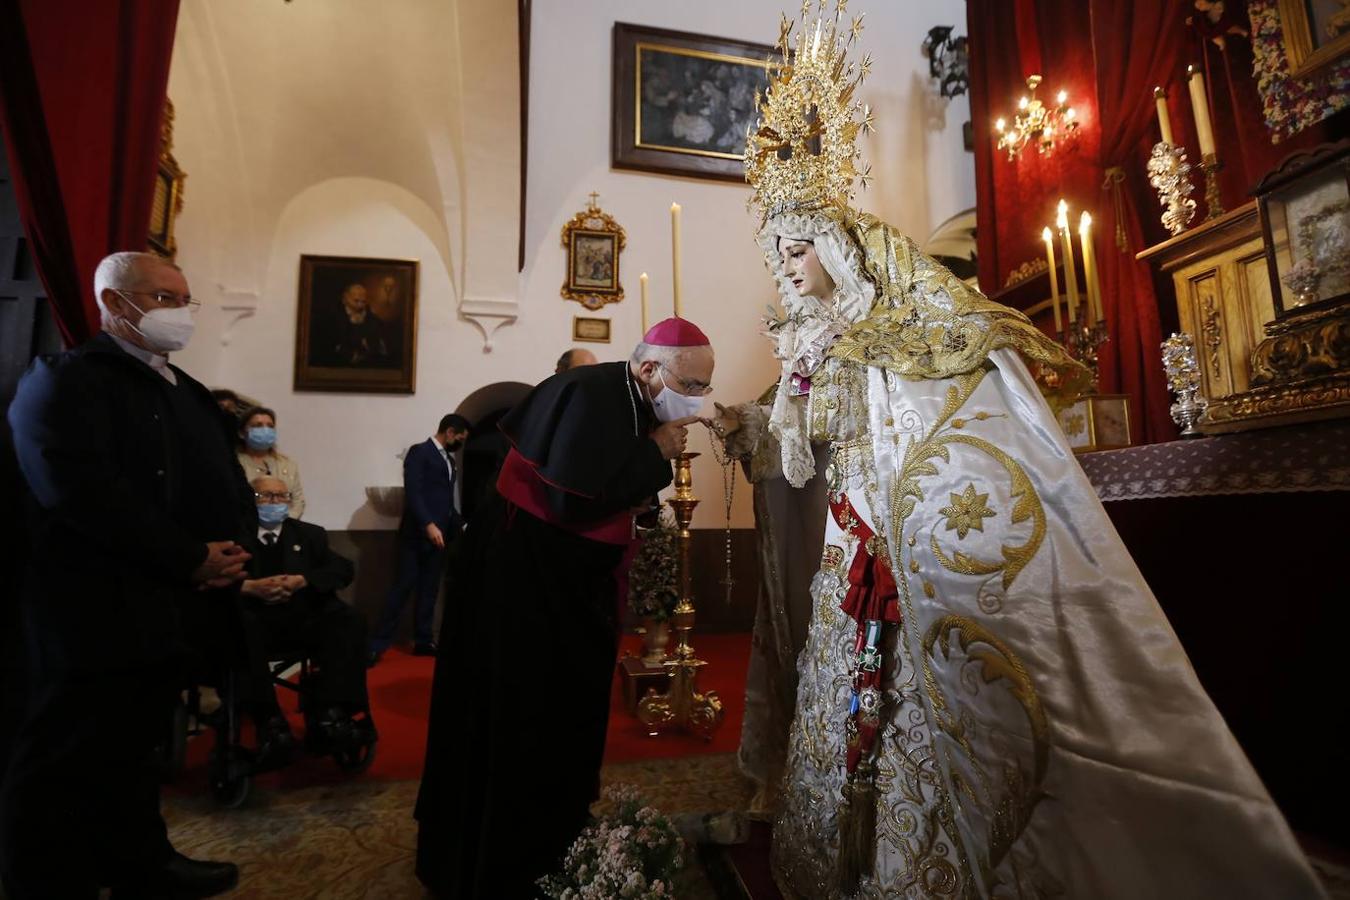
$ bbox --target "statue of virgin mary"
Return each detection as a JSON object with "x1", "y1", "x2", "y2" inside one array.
[{"x1": 717, "y1": 5, "x2": 1327, "y2": 897}]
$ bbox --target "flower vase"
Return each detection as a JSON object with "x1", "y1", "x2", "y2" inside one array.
[{"x1": 640, "y1": 618, "x2": 671, "y2": 666}]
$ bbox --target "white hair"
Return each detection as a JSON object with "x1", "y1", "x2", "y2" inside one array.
[
  {"x1": 93, "y1": 251, "x2": 178, "y2": 325},
  {"x1": 629, "y1": 341, "x2": 712, "y2": 368}
]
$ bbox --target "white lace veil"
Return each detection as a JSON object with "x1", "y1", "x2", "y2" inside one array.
[{"x1": 758, "y1": 211, "x2": 875, "y2": 488}]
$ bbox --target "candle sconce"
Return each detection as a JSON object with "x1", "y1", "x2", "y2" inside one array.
[
  {"x1": 1147, "y1": 141, "x2": 1198, "y2": 235},
  {"x1": 1201, "y1": 153, "x2": 1225, "y2": 220}
]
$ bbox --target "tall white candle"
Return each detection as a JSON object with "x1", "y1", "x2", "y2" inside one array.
[
  {"x1": 1057, "y1": 200, "x2": 1081, "y2": 324},
  {"x1": 1042, "y1": 227, "x2": 1062, "y2": 334},
  {"x1": 1153, "y1": 86, "x2": 1174, "y2": 145},
  {"x1": 670, "y1": 203, "x2": 683, "y2": 318},
  {"x1": 1187, "y1": 66, "x2": 1216, "y2": 157},
  {"x1": 1080, "y1": 212, "x2": 1103, "y2": 323},
  {"x1": 640, "y1": 272, "x2": 650, "y2": 333}
]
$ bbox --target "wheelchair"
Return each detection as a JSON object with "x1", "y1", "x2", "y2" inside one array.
[{"x1": 165, "y1": 648, "x2": 377, "y2": 809}]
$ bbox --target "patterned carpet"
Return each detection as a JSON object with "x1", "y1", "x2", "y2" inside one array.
[{"x1": 163, "y1": 753, "x2": 754, "y2": 899}]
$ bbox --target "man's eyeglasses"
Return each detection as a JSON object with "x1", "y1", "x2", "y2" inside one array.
[
  {"x1": 114, "y1": 289, "x2": 201, "y2": 312},
  {"x1": 254, "y1": 491, "x2": 292, "y2": 503},
  {"x1": 660, "y1": 365, "x2": 713, "y2": 397}
]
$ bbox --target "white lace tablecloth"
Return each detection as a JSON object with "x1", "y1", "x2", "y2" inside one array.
[{"x1": 1079, "y1": 419, "x2": 1350, "y2": 501}]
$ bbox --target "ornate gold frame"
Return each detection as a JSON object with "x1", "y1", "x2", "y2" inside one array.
[
  {"x1": 560, "y1": 193, "x2": 626, "y2": 310},
  {"x1": 1277, "y1": 0, "x2": 1350, "y2": 80},
  {"x1": 148, "y1": 99, "x2": 186, "y2": 260}
]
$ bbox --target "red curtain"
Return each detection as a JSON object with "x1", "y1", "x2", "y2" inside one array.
[
  {"x1": 1088, "y1": 0, "x2": 1189, "y2": 444},
  {"x1": 0, "y1": 0, "x2": 181, "y2": 347}
]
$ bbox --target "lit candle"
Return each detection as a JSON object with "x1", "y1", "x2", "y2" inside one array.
[
  {"x1": 1057, "y1": 200, "x2": 1081, "y2": 323},
  {"x1": 670, "y1": 203, "x2": 683, "y2": 317},
  {"x1": 640, "y1": 272, "x2": 650, "y2": 333},
  {"x1": 1079, "y1": 211, "x2": 1103, "y2": 323},
  {"x1": 1042, "y1": 227, "x2": 1062, "y2": 334},
  {"x1": 1187, "y1": 65, "x2": 1216, "y2": 157},
  {"x1": 1153, "y1": 86, "x2": 1174, "y2": 146}
]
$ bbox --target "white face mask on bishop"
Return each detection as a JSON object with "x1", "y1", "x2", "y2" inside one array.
[{"x1": 650, "y1": 368, "x2": 706, "y2": 422}]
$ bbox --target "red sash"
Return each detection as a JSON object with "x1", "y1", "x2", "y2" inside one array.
[{"x1": 496, "y1": 448, "x2": 633, "y2": 545}]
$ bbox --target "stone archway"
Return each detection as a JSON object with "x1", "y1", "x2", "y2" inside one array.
[{"x1": 455, "y1": 380, "x2": 532, "y2": 519}]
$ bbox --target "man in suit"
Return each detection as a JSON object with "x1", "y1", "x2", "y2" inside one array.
[
  {"x1": 3, "y1": 251, "x2": 249, "y2": 899},
  {"x1": 368, "y1": 413, "x2": 471, "y2": 664},
  {"x1": 237, "y1": 476, "x2": 373, "y2": 762}
]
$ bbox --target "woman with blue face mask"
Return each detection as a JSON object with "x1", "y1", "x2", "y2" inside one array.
[{"x1": 236, "y1": 405, "x2": 306, "y2": 518}]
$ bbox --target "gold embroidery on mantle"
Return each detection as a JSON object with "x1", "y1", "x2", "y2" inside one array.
[
  {"x1": 882, "y1": 362, "x2": 1055, "y2": 896},
  {"x1": 938, "y1": 483, "x2": 996, "y2": 539}
]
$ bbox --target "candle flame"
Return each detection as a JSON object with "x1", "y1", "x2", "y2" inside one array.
[
  {"x1": 1079, "y1": 211, "x2": 1092, "y2": 234},
  {"x1": 1056, "y1": 90, "x2": 1067, "y2": 104},
  {"x1": 1065, "y1": 107, "x2": 1076, "y2": 120},
  {"x1": 1018, "y1": 96, "x2": 1029, "y2": 110},
  {"x1": 1042, "y1": 226, "x2": 1053, "y2": 242},
  {"x1": 995, "y1": 117, "x2": 1005, "y2": 132},
  {"x1": 1056, "y1": 200, "x2": 1068, "y2": 229}
]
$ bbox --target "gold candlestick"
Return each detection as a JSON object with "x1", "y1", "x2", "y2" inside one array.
[
  {"x1": 636, "y1": 452, "x2": 725, "y2": 739},
  {"x1": 1201, "y1": 153, "x2": 1224, "y2": 220}
]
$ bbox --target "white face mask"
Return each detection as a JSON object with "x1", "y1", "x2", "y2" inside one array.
[
  {"x1": 120, "y1": 294, "x2": 196, "y2": 352},
  {"x1": 650, "y1": 368, "x2": 705, "y2": 423}
]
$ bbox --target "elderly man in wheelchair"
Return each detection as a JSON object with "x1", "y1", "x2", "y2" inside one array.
[{"x1": 236, "y1": 476, "x2": 376, "y2": 770}]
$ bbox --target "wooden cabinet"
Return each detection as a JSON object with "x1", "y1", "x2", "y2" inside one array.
[{"x1": 1139, "y1": 200, "x2": 1350, "y2": 432}]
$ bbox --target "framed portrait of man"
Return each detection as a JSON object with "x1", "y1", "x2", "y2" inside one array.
[
  {"x1": 294, "y1": 255, "x2": 419, "y2": 394},
  {"x1": 611, "y1": 22, "x2": 779, "y2": 181}
]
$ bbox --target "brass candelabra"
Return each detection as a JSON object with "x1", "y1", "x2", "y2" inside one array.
[
  {"x1": 1201, "y1": 153, "x2": 1225, "y2": 220},
  {"x1": 635, "y1": 452, "x2": 725, "y2": 739}
]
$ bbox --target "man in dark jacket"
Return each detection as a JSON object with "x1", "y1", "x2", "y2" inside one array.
[
  {"x1": 237, "y1": 475, "x2": 374, "y2": 763},
  {"x1": 368, "y1": 413, "x2": 470, "y2": 662},
  {"x1": 2, "y1": 252, "x2": 250, "y2": 899}
]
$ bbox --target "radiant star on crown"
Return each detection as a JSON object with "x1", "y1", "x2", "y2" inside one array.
[{"x1": 745, "y1": 0, "x2": 875, "y2": 221}]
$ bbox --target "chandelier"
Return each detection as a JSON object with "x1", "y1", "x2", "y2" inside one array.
[{"x1": 995, "y1": 75, "x2": 1078, "y2": 160}]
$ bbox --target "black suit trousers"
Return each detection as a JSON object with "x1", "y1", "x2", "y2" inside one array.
[
  {"x1": 237, "y1": 594, "x2": 370, "y2": 717},
  {"x1": 0, "y1": 666, "x2": 176, "y2": 899}
]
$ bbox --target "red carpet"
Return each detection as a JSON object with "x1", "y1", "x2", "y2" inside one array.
[{"x1": 176, "y1": 632, "x2": 751, "y2": 790}]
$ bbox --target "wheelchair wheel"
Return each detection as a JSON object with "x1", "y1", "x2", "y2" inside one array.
[
  {"x1": 211, "y1": 771, "x2": 251, "y2": 809},
  {"x1": 334, "y1": 739, "x2": 376, "y2": 774}
]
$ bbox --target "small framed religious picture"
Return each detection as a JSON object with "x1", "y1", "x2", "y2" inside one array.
[
  {"x1": 1276, "y1": 0, "x2": 1350, "y2": 79},
  {"x1": 611, "y1": 23, "x2": 779, "y2": 182},
  {"x1": 294, "y1": 254, "x2": 419, "y2": 394},
  {"x1": 573, "y1": 316, "x2": 612, "y2": 344},
  {"x1": 148, "y1": 100, "x2": 185, "y2": 260},
  {"x1": 562, "y1": 193, "x2": 626, "y2": 310},
  {"x1": 1057, "y1": 394, "x2": 1132, "y2": 453}
]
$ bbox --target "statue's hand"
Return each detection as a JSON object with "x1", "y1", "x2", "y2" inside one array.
[{"x1": 711, "y1": 402, "x2": 742, "y2": 439}]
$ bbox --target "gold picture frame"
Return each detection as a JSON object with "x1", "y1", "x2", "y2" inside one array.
[
  {"x1": 1057, "y1": 394, "x2": 1132, "y2": 453},
  {"x1": 611, "y1": 23, "x2": 778, "y2": 181},
  {"x1": 1277, "y1": 0, "x2": 1350, "y2": 80},
  {"x1": 148, "y1": 99, "x2": 185, "y2": 260},
  {"x1": 561, "y1": 193, "x2": 626, "y2": 310},
  {"x1": 294, "y1": 255, "x2": 419, "y2": 394},
  {"x1": 573, "y1": 316, "x2": 612, "y2": 343}
]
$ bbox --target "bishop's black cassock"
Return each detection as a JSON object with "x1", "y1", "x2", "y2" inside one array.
[{"x1": 414, "y1": 360, "x2": 672, "y2": 898}]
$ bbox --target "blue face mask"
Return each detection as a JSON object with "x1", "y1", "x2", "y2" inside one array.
[
  {"x1": 245, "y1": 426, "x2": 277, "y2": 451},
  {"x1": 257, "y1": 503, "x2": 289, "y2": 528}
]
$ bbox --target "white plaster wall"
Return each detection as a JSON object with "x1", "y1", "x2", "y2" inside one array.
[{"x1": 166, "y1": 0, "x2": 972, "y2": 532}]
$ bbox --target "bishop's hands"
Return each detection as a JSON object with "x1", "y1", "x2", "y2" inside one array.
[{"x1": 652, "y1": 415, "x2": 702, "y2": 459}]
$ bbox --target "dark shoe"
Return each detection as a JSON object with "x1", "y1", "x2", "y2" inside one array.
[
  {"x1": 411, "y1": 642, "x2": 438, "y2": 657},
  {"x1": 109, "y1": 851, "x2": 239, "y2": 899},
  {"x1": 254, "y1": 714, "x2": 297, "y2": 771},
  {"x1": 305, "y1": 706, "x2": 359, "y2": 755}
]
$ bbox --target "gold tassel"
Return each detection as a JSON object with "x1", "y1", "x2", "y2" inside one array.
[
  {"x1": 1102, "y1": 167, "x2": 1129, "y2": 252},
  {"x1": 835, "y1": 764, "x2": 877, "y2": 894}
]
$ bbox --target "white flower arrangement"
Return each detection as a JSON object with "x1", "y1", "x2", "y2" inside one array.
[{"x1": 538, "y1": 784, "x2": 685, "y2": 900}]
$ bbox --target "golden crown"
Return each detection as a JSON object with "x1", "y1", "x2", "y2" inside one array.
[{"x1": 745, "y1": 0, "x2": 875, "y2": 221}]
